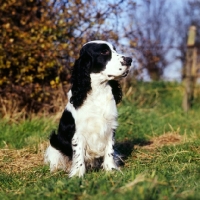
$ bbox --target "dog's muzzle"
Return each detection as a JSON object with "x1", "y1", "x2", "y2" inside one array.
[{"x1": 121, "y1": 56, "x2": 132, "y2": 67}]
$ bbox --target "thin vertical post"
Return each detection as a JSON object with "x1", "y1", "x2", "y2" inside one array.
[{"x1": 182, "y1": 26, "x2": 196, "y2": 112}]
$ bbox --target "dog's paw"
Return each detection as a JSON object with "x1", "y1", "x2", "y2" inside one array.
[
  {"x1": 69, "y1": 164, "x2": 86, "y2": 178},
  {"x1": 102, "y1": 158, "x2": 118, "y2": 171}
]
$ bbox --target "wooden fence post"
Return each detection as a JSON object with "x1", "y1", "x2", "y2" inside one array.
[{"x1": 182, "y1": 26, "x2": 197, "y2": 112}]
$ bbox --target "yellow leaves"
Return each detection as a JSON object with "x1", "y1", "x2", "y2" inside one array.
[
  {"x1": 26, "y1": 76, "x2": 33, "y2": 82},
  {"x1": 39, "y1": 38, "x2": 44, "y2": 43},
  {"x1": 31, "y1": 28, "x2": 35, "y2": 33},
  {"x1": 37, "y1": 66, "x2": 44, "y2": 73},
  {"x1": 4, "y1": 23, "x2": 10, "y2": 29},
  {"x1": 36, "y1": 74, "x2": 44, "y2": 80},
  {"x1": 9, "y1": 38, "x2": 14, "y2": 43},
  {"x1": 20, "y1": 19, "x2": 26, "y2": 26},
  {"x1": 58, "y1": 19, "x2": 64, "y2": 25},
  {"x1": 0, "y1": 76, "x2": 8, "y2": 85},
  {"x1": 20, "y1": 66, "x2": 31, "y2": 73},
  {"x1": 6, "y1": 61, "x2": 11, "y2": 68},
  {"x1": 50, "y1": 80, "x2": 56, "y2": 88},
  {"x1": 19, "y1": 75, "x2": 33, "y2": 83},
  {"x1": 43, "y1": 26, "x2": 48, "y2": 32},
  {"x1": 55, "y1": 76, "x2": 60, "y2": 84},
  {"x1": 28, "y1": 57, "x2": 35, "y2": 64},
  {"x1": 1, "y1": 3, "x2": 6, "y2": 9},
  {"x1": 0, "y1": 77, "x2": 8, "y2": 85},
  {"x1": 37, "y1": 97, "x2": 42, "y2": 102},
  {"x1": 50, "y1": 35, "x2": 57, "y2": 41},
  {"x1": 40, "y1": 44, "x2": 45, "y2": 49},
  {"x1": 10, "y1": 0, "x2": 16, "y2": 4},
  {"x1": 69, "y1": 50, "x2": 74, "y2": 57},
  {"x1": 62, "y1": 43, "x2": 68, "y2": 48},
  {"x1": 0, "y1": 0, "x2": 118, "y2": 88},
  {"x1": 34, "y1": 83, "x2": 41, "y2": 93},
  {"x1": 50, "y1": 77, "x2": 60, "y2": 88}
]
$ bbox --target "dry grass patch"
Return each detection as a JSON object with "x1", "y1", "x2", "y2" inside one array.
[
  {"x1": 135, "y1": 132, "x2": 183, "y2": 150},
  {"x1": 132, "y1": 132, "x2": 184, "y2": 161},
  {"x1": 0, "y1": 141, "x2": 49, "y2": 174}
]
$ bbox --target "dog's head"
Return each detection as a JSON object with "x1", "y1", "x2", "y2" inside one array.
[
  {"x1": 81, "y1": 40, "x2": 132, "y2": 80},
  {"x1": 70, "y1": 40, "x2": 132, "y2": 108}
]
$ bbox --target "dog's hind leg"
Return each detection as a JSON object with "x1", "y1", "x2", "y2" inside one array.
[{"x1": 44, "y1": 145, "x2": 71, "y2": 172}]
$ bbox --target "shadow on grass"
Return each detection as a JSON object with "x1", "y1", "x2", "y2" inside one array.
[
  {"x1": 86, "y1": 138, "x2": 152, "y2": 172},
  {"x1": 115, "y1": 138, "x2": 152, "y2": 165}
]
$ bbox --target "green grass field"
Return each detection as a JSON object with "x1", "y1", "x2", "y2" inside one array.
[{"x1": 0, "y1": 81, "x2": 200, "y2": 200}]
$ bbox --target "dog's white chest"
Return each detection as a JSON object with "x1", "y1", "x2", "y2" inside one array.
[{"x1": 74, "y1": 85, "x2": 118, "y2": 158}]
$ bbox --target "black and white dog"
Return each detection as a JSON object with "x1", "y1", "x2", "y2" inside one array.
[{"x1": 44, "y1": 40, "x2": 132, "y2": 177}]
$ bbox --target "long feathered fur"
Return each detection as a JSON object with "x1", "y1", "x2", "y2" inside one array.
[
  {"x1": 49, "y1": 110, "x2": 75, "y2": 159},
  {"x1": 108, "y1": 80, "x2": 122, "y2": 104},
  {"x1": 70, "y1": 48, "x2": 92, "y2": 109}
]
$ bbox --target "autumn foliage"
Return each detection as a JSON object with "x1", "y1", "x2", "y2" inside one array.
[
  {"x1": 0, "y1": 0, "x2": 120, "y2": 116},
  {"x1": 0, "y1": 0, "x2": 91, "y2": 86}
]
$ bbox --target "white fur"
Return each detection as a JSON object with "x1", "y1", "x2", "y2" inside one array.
[{"x1": 44, "y1": 145, "x2": 71, "y2": 172}]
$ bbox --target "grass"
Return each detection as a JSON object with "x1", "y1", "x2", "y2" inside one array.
[{"x1": 0, "y1": 81, "x2": 200, "y2": 200}]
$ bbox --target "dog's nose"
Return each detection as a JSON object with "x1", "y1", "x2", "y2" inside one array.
[{"x1": 123, "y1": 57, "x2": 132, "y2": 66}]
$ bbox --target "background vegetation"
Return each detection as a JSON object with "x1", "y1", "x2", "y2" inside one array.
[
  {"x1": 0, "y1": 0, "x2": 121, "y2": 114},
  {"x1": 1, "y1": 0, "x2": 200, "y2": 116}
]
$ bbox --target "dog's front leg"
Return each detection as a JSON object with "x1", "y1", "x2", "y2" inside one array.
[
  {"x1": 69, "y1": 134, "x2": 86, "y2": 178},
  {"x1": 102, "y1": 133, "x2": 118, "y2": 171}
]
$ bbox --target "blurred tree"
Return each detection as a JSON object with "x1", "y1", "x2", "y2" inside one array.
[
  {"x1": 0, "y1": 0, "x2": 124, "y2": 87},
  {"x1": 0, "y1": 0, "x2": 125, "y2": 114},
  {"x1": 124, "y1": 0, "x2": 179, "y2": 80}
]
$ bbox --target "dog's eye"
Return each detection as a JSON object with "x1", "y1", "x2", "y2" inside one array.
[{"x1": 101, "y1": 49, "x2": 110, "y2": 55}]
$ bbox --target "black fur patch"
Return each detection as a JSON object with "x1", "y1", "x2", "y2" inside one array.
[
  {"x1": 50, "y1": 109, "x2": 75, "y2": 159},
  {"x1": 108, "y1": 80, "x2": 122, "y2": 104}
]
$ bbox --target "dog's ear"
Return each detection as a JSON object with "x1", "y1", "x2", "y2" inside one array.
[
  {"x1": 108, "y1": 80, "x2": 122, "y2": 104},
  {"x1": 70, "y1": 47, "x2": 92, "y2": 109}
]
